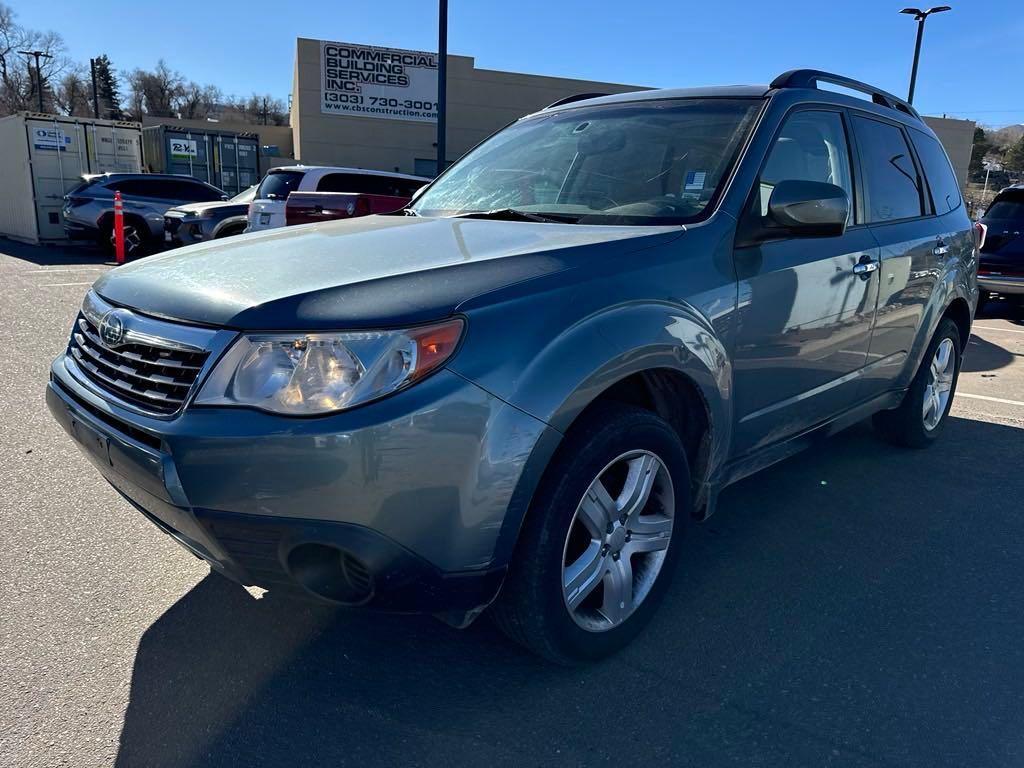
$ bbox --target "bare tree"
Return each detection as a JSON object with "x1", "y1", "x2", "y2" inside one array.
[
  {"x1": 0, "y1": 3, "x2": 71, "y2": 115},
  {"x1": 54, "y1": 66, "x2": 92, "y2": 116},
  {"x1": 127, "y1": 59, "x2": 183, "y2": 118},
  {"x1": 222, "y1": 93, "x2": 288, "y2": 125},
  {"x1": 176, "y1": 81, "x2": 221, "y2": 120}
]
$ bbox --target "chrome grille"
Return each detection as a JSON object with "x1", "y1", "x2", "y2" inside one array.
[{"x1": 69, "y1": 312, "x2": 209, "y2": 414}]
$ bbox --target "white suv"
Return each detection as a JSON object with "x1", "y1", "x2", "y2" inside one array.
[{"x1": 245, "y1": 166, "x2": 428, "y2": 232}]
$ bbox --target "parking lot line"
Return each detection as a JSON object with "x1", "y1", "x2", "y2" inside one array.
[
  {"x1": 23, "y1": 268, "x2": 108, "y2": 274},
  {"x1": 957, "y1": 392, "x2": 1024, "y2": 408},
  {"x1": 39, "y1": 281, "x2": 95, "y2": 287},
  {"x1": 974, "y1": 326, "x2": 1024, "y2": 336}
]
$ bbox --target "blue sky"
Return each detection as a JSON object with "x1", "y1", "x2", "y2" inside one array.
[{"x1": 14, "y1": 0, "x2": 1024, "y2": 127}]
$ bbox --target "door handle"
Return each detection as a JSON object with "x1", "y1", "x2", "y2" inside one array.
[{"x1": 852, "y1": 260, "x2": 878, "y2": 277}]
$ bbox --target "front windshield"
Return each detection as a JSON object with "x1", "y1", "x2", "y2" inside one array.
[
  {"x1": 231, "y1": 185, "x2": 257, "y2": 203},
  {"x1": 412, "y1": 98, "x2": 761, "y2": 225}
]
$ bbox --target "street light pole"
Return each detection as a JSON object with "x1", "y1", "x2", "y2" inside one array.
[
  {"x1": 899, "y1": 6, "x2": 951, "y2": 104},
  {"x1": 18, "y1": 49, "x2": 53, "y2": 113},
  {"x1": 436, "y1": 0, "x2": 448, "y2": 177}
]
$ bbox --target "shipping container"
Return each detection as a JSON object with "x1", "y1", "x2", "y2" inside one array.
[
  {"x1": 0, "y1": 112, "x2": 142, "y2": 243},
  {"x1": 142, "y1": 126, "x2": 260, "y2": 196}
]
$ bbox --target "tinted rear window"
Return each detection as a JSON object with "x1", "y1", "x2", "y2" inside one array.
[
  {"x1": 985, "y1": 194, "x2": 1024, "y2": 221},
  {"x1": 909, "y1": 128, "x2": 961, "y2": 214},
  {"x1": 852, "y1": 116, "x2": 925, "y2": 222},
  {"x1": 257, "y1": 171, "x2": 304, "y2": 200}
]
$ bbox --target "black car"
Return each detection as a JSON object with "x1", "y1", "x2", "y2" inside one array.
[
  {"x1": 164, "y1": 185, "x2": 256, "y2": 247},
  {"x1": 979, "y1": 184, "x2": 1024, "y2": 310}
]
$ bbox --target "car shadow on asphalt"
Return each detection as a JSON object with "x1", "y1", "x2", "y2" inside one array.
[
  {"x1": 962, "y1": 333, "x2": 1017, "y2": 373},
  {"x1": 114, "y1": 415, "x2": 1024, "y2": 768},
  {"x1": 0, "y1": 237, "x2": 112, "y2": 267}
]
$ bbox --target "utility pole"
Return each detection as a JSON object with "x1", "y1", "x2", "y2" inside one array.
[
  {"x1": 89, "y1": 58, "x2": 100, "y2": 118},
  {"x1": 18, "y1": 49, "x2": 53, "y2": 113},
  {"x1": 899, "y1": 6, "x2": 951, "y2": 104},
  {"x1": 262, "y1": 97, "x2": 268, "y2": 125},
  {"x1": 436, "y1": 0, "x2": 448, "y2": 177}
]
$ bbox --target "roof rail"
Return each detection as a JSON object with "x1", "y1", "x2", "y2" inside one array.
[
  {"x1": 770, "y1": 69, "x2": 921, "y2": 121},
  {"x1": 544, "y1": 92, "x2": 609, "y2": 110}
]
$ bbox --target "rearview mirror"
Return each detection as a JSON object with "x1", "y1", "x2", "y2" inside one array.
[{"x1": 767, "y1": 180, "x2": 849, "y2": 237}]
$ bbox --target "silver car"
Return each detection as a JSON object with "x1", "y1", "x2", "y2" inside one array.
[{"x1": 63, "y1": 173, "x2": 227, "y2": 257}]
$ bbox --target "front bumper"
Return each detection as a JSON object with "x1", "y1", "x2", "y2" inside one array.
[
  {"x1": 47, "y1": 356, "x2": 555, "y2": 612},
  {"x1": 164, "y1": 216, "x2": 212, "y2": 247},
  {"x1": 978, "y1": 274, "x2": 1024, "y2": 295}
]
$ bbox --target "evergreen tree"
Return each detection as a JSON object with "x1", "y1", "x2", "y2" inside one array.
[
  {"x1": 968, "y1": 127, "x2": 993, "y2": 181},
  {"x1": 1004, "y1": 136, "x2": 1024, "y2": 175},
  {"x1": 92, "y1": 54, "x2": 122, "y2": 119}
]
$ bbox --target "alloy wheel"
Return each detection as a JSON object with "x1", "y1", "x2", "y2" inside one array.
[
  {"x1": 923, "y1": 337, "x2": 955, "y2": 431},
  {"x1": 561, "y1": 450, "x2": 675, "y2": 632}
]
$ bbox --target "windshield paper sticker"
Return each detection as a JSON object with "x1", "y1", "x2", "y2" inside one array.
[{"x1": 685, "y1": 171, "x2": 707, "y2": 191}]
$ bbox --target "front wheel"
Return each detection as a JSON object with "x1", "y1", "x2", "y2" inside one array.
[
  {"x1": 873, "y1": 317, "x2": 962, "y2": 448},
  {"x1": 491, "y1": 404, "x2": 690, "y2": 664}
]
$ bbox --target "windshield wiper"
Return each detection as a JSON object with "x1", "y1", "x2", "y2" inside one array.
[{"x1": 452, "y1": 208, "x2": 579, "y2": 224}]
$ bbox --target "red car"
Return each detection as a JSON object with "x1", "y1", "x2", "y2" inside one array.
[{"x1": 285, "y1": 190, "x2": 413, "y2": 225}]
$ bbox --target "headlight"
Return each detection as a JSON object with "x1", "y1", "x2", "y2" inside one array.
[{"x1": 195, "y1": 319, "x2": 463, "y2": 415}]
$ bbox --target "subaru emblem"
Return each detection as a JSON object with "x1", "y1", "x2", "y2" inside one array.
[{"x1": 98, "y1": 309, "x2": 129, "y2": 347}]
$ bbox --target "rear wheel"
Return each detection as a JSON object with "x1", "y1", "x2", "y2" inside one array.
[
  {"x1": 873, "y1": 317, "x2": 962, "y2": 448},
  {"x1": 491, "y1": 403, "x2": 690, "y2": 664}
]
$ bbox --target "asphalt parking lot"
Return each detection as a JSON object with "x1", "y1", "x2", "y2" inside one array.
[{"x1": 2, "y1": 241, "x2": 1024, "y2": 768}]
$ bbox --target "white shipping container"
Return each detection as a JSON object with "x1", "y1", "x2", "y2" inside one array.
[{"x1": 0, "y1": 112, "x2": 142, "y2": 244}]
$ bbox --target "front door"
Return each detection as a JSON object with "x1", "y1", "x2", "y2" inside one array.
[{"x1": 731, "y1": 108, "x2": 880, "y2": 455}]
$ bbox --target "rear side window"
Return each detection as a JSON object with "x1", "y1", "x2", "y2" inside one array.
[
  {"x1": 105, "y1": 179, "x2": 164, "y2": 198},
  {"x1": 317, "y1": 173, "x2": 423, "y2": 196},
  {"x1": 176, "y1": 181, "x2": 223, "y2": 202},
  {"x1": 257, "y1": 171, "x2": 304, "y2": 200},
  {"x1": 851, "y1": 116, "x2": 925, "y2": 222},
  {"x1": 910, "y1": 128, "x2": 961, "y2": 214}
]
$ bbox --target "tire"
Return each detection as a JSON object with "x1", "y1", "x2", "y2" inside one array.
[
  {"x1": 102, "y1": 218, "x2": 150, "y2": 260},
  {"x1": 491, "y1": 403, "x2": 691, "y2": 664},
  {"x1": 873, "y1": 317, "x2": 962, "y2": 448}
]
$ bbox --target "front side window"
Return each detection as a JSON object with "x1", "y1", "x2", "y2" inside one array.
[
  {"x1": 756, "y1": 109, "x2": 853, "y2": 222},
  {"x1": 412, "y1": 98, "x2": 762, "y2": 225},
  {"x1": 852, "y1": 116, "x2": 924, "y2": 222},
  {"x1": 910, "y1": 128, "x2": 962, "y2": 214}
]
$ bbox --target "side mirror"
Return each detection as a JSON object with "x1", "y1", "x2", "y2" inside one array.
[
  {"x1": 767, "y1": 180, "x2": 849, "y2": 237},
  {"x1": 221, "y1": 195, "x2": 230, "y2": 201}
]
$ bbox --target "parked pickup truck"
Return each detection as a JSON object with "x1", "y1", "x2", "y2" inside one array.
[{"x1": 285, "y1": 190, "x2": 417, "y2": 226}]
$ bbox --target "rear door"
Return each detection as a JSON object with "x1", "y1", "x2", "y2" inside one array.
[
  {"x1": 731, "y1": 108, "x2": 881, "y2": 455},
  {"x1": 850, "y1": 114, "x2": 950, "y2": 399}
]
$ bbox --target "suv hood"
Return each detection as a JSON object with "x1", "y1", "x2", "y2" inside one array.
[
  {"x1": 166, "y1": 200, "x2": 244, "y2": 216},
  {"x1": 93, "y1": 215, "x2": 680, "y2": 329}
]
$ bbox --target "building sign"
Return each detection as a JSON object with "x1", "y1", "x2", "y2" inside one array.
[
  {"x1": 33, "y1": 127, "x2": 71, "y2": 151},
  {"x1": 320, "y1": 40, "x2": 438, "y2": 123},
  {"x1": 169, "y1": 138, "x2": 198, "y2": 159}
]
